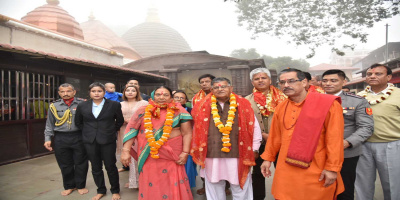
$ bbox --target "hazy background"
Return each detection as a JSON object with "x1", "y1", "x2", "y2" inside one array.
[{"x1": 1, "y1": 0, "x2": 399, "y2": 66}]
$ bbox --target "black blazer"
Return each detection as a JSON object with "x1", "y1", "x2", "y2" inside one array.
[{"x1": 75, "y1": 98, "x2": 124, "y2": 144}]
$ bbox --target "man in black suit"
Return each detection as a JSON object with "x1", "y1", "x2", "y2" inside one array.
[{"x1": 75, "y1": 82, "x2": 124, "y2": 200}]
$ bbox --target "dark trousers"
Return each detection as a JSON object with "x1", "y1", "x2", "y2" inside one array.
[
  {"x1": 54, "y1": 131, "x2": 88, "y2": 190},
  {"x1": 252, "y1": 144, "x2": 266, "y2": 200},
  {"x1": 337, "y1": 156, "x2": 359, "y2": 200},
  {"x1": 84, "y1": 141, "x2": 120, "y2": 194}
]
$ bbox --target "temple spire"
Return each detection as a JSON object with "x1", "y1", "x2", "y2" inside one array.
[
  {"x1": 145, "y1": 4, "x2": 160, "y2": 23},
  {"x1": 88, "y1": 11, "x2": 95, "y2": 21},
  {"x1": 46, "y1": 0, "x2": 60, "y2": 6}
]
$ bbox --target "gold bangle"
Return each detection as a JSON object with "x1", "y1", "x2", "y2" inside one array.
[
  {"x1": 122, "y1": 147, "x2": 130, "y2": 152},
  {"x1": 182, "y1": 151, "x2": 189, "y2": 155}
]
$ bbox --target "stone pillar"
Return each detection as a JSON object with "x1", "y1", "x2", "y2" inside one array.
[
  {"x1": 227, "y1": 65, "x2": 250, "y2": 96},
  {"x1": 159, "y1": 69, "x2": 179, "y2": 91}
]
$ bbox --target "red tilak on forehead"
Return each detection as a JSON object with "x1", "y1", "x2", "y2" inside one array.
[
  {"x1": 371, "y1": 68, "x2": 376, "y2": 72},
  {"x1": 161, "y1": 91, "x2": 164, "y2": 95},
  {"x1": 218, "y1": 83, "x2": 222, "y2": 87}
]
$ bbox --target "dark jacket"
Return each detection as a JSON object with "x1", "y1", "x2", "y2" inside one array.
[{"x1": 75, "y1": 98, "x2": 124, "y2": 144}]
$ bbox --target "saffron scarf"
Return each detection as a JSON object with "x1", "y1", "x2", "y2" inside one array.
[
  {"x1": 192, "y1": 89, "x2": 206, "y2": 107},
  {"x1": 253, "y1": 85, "x2": 287, "y2": 117},
  {"x1": 191, "y1": 92, "x2": 255, "y2": 189},
  {"x1": 285, "y1": 92, "x2": 341, "y2": 168},
  {"x1": 308, "y1": 85, "x2": 325, "y2": 93}
]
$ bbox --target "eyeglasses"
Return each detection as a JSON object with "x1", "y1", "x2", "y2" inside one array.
[
  {"x1": 212, "y1": 85, "x2": 230, "y2": 90},
  {"x1": 277, "y1": 79, "x2": 303, "y2": 85},
  {"x1": 174, "y1": 96, "x2": 186, "y2": 100}
]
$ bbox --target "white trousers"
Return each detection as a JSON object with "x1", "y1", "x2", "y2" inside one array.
[
  {"x1": 355, "y1": 140, "x2": 400, "y2": 200},
  {"x1": 205, "y1": 172, "x2": 253, "y2": 200}
]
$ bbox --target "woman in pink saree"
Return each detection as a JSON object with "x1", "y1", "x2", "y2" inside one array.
[{"x1": 121, "y1": 86, "x2": 193, "y2": 200}]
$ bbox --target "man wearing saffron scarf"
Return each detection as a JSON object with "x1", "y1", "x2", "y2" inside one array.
[
  {"x1": 304, "y1": 72, "x2": 325, "y2": 93},
  {"x1": 245, "y1": 68, "x2": 286, "y2": 200},
  {"x1": 191, "y1": 77, "x2": 262, "y2": 200},
  {"x1": 44, "y1": 83, "x2": 89, "y2": 196},
  {"x1": 260, "y1": 68, "x2": 345, "y2": 200},
  {"x1": 192, "y1": 74, "x2": 215, "y2": 107}
]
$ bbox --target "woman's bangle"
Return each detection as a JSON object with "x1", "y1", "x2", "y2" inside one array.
[
  {"x1": 122, "y1": 147, "x2": 130, "y2": 152},
  {"x1": 181, "y1": 151, "x2": 189, "y2": 155}
]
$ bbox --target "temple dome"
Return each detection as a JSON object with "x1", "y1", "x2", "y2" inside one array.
[
  {"x1": 122, "y1": 7, "x2": 191, "y2": 58},
  {"x1": 21, "y1": 0, "x2": 84, "y2": 40},
  {"x1": 81, "y1": 14, "x2": 142, "y2": 61}
]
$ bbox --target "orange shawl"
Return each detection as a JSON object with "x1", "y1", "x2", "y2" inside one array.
[
  {"x1": 308, "y1": 85, "x2": 325, "y2": 93},
  {"x1": 192, "y1": 89, "x2": 206, "y2": 107},
  {"x1": 191, "y1": 92, "x2": 255, "y2": 188}
]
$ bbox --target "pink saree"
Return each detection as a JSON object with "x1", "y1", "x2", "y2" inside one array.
[{"x1": 123, "y1": 103, "x2": 193, "y2": 200}]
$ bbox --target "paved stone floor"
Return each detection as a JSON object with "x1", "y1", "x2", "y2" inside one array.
[{"x1": 0, "y1": 155, "x2": 383, "y2": 200}]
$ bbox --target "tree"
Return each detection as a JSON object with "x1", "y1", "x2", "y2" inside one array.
[
  {"x1": 230, "y1": 48, "x2": 310, "y2": 72},
  {"x1": 230, "y1": 48, "x2": 261, "y2": 59},
  {"x1": 235, "y1": 0, "x2": 399, "y2": 58}
]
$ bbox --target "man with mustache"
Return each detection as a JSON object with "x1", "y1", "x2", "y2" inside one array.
[
  {"x1": 245, "y1": 68, "x2": 286, "y2": 200},
  {"x1": 191, "y1": 77, "x2": 262, "y2": 200},
  {"x1": 44, "y1": 83, "x2": 89, "y2": 196},
  {"x1": 260, "y1": 68, "x2": 345, "y2": 200},
  {"x1": 355, "y1": 64, "x2": 400, "y2": 200},
  {"x1": 322, "y1": 69, "x2": 373, "y2": 200},
  {"x1": 192, "y1": 74, "x2": 215, "y2": 107}
]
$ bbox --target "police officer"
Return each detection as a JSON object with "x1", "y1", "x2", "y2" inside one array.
[
  {"x1": 322, "y1": 70, "x2": 374, "y2": 200},
  {"x1": 44, "y1": 83, "x2": 89, "y2": 196}
]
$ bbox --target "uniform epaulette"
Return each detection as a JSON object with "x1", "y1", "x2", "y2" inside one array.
[
  {"x1": 343, "y1": 92, "x2": 364, "y2": 99},
  {"x1": 52, "y1": 99, "x2": 62, "y2": 103}
]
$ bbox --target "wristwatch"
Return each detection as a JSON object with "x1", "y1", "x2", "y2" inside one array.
[{"x1": 253, "y1": 150, "x2": 259, "y2": 153}]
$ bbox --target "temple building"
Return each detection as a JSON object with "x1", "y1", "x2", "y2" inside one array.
[
  {"x1": 0, "y1": 0, "x2": 167, "y2": 165},
  {"x1": 81, "y1": 13, "x2": 142, "y2": 63},
  {"x1": 122, "y1": 7, "x2": 192, "y2": 58},
  {"x1": 123, "y1": 51, "x2": 270, "y2": 98}
]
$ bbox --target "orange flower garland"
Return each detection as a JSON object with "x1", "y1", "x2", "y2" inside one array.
[
  {"x1": 211, "y1": 93, "x2": 237, "y2": 153},
  {"x1": 144, "y1": 104, "x2": 175, "y2": 159}
]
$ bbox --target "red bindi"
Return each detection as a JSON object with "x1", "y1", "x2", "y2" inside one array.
[{"x1": 218, "y1": 84, "x2": 221, "y2": 87}]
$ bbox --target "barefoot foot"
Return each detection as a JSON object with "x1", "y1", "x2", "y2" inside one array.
[
  {"x1": 78, "y1": 188, "x2": 89, "y2": 195},
  {"x1": 91, "y1": 193, "x2": 105, "y2": 200},
  {"x1": 61, "y1": 188, "x2": 76, "y2": 196},
  {"x1": 196, "y1": 188, "x2": 205, "y2": 195},
  {"x1": 112, "y1": 193, "x2": 121, "y2": 200},
  {"x1": 225, "y1": 188, "x2": 231, "y2": 196}
]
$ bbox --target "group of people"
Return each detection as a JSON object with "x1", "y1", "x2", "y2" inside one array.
[{"x1": 44, "y1": 63, "x2": 399, "y2": 200}]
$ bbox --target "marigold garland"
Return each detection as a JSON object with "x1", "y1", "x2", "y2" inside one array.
[
  {"x1": 211, "y1": 94, "x2": 237, "y2": 153},
  {"x1": 144, "y1": 104, "x2": 175, "y2": 159},
  {"x1": 256, "y1": 90, "x2": 274, "y2": 117},
  {"x1": 358, "y1": 83, "x2": 395, "y2": 105}
]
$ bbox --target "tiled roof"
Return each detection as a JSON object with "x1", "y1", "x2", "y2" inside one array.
[{"x1": 0, "y1": 43, "x2": 168, "y2": 80}]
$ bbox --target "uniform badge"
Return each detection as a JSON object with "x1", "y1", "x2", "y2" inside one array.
[{"x1": 366, "y1": 108, "x2": 373, "y2": 115}]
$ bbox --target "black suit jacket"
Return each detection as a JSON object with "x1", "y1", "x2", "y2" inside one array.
[{"x1": 75, "y1": 98, "x2": 124, "y2": 144}]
